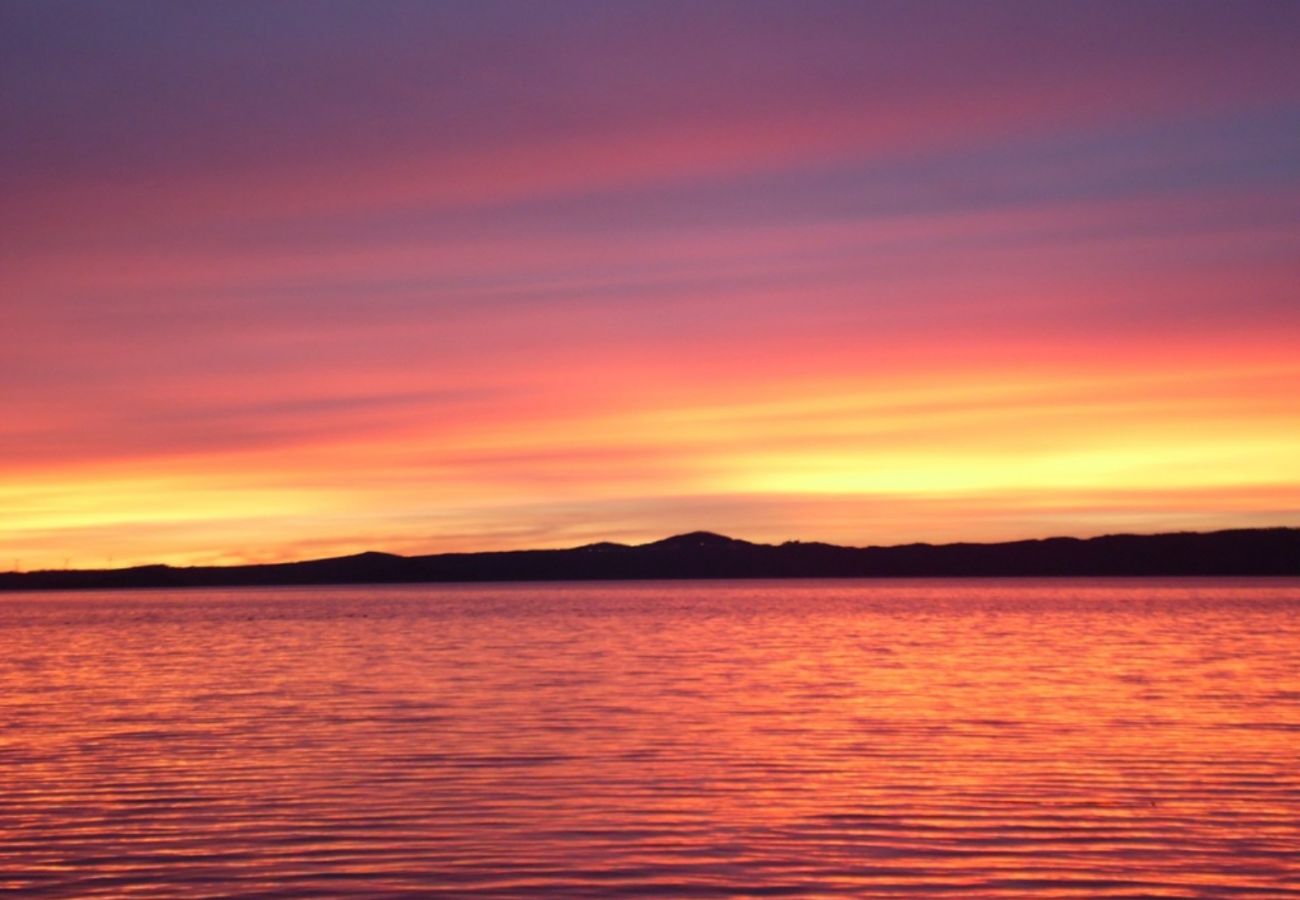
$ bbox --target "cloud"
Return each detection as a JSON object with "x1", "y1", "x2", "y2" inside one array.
[{"x1": 2, "y1": 1, "x2": 1298, "y2": 566}]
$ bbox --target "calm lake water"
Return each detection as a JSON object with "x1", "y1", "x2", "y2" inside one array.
[{"x1": 1, "y1": 579, "x2": 1298, "y2": 898}]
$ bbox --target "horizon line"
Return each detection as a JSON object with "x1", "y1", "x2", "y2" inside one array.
[{"x1": 5, "y1": 524, "x2": 1298, "y2": 577}]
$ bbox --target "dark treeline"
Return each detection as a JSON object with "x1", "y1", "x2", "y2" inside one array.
[{"x1": 2, "y1": 528, "x2": 1298, "y2": 592}]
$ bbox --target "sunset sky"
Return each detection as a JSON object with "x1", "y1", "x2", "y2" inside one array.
[{"x1": 3, "y1": 0, "x2": 1299, "y2": 569}]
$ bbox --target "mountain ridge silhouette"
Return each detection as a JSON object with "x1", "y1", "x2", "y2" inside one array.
[{"x1": 2, "y1": 527, "x2": 1297, "y2": 591}]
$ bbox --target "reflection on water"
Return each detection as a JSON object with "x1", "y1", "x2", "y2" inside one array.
[{"x1": 1, "y1": 579, "x2": 1298, "y2": 897}]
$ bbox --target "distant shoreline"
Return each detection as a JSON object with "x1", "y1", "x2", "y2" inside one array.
[{"x1": 3, "y1": 527, "x2": 1297, "y2": 592}]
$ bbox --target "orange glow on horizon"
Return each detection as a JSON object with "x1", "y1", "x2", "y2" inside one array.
[{"x1": 4, "y1": 350, "x2": 1298, "y2": 569}]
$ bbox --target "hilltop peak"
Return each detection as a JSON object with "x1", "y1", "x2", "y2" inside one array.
[
  {"x1": 575, "y1": 541, "x2": 629, "y2": 552},
  {"x1": 315, "y1": 550, "x2": 403, "y2": 564},
  {"x1": 643, "y1": 531, "x2": 752, "y2": 549}
]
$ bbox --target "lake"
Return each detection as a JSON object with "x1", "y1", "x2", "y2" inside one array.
[{"x1": 1, "y1": 579, "x2": 1298, "y2": 897}]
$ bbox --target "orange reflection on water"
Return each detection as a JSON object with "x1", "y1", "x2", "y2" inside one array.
[{"x1": 1, "y1": 579, "x2": 1297, "y2": 896}]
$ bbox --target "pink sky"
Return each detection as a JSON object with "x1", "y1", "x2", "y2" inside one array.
[{"x1": 3, "y1": 1, "x2": 1298, "y2": 568}]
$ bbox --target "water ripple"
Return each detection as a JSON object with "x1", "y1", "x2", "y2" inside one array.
[{"x1": 2, "y1": 578, "x2": 1299, "y2": 896}]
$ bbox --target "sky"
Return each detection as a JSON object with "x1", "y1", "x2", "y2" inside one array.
[{"x1": 3, "y1": 0, "x2": 1299, "y2": 569}]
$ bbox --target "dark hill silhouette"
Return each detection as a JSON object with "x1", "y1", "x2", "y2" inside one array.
[
  {"x1": 1, "y1": 527, "x2": 1297, "y2": 592},
  {"x1": 643, "y1": 531, "x2": 753, "y2": 548}
]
